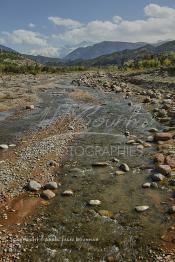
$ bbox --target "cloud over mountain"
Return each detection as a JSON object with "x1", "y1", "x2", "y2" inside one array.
[{"x1": 1, "y1": 4, "x2": 175, "y2": 57}]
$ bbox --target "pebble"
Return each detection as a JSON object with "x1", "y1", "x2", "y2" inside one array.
[
  {"x1": 135, "y1": 206, "x2": 149, "y2": 212},
  {"x1": 154, "y1": 153, "x2": 165, "y2": 164},
  {"x1": 152, "y1": 174, "x2": 165, "y2": 182},
  {"x1": 26, "y1": 105, "x2": 34, "y2": 110},
  {"x1": 112, "y1": 158, "x2": 119, "y2": 163},
  {"x1": 41, "y1": 190, "x2": 56, "y2": 200},
  {"x1": 106, "y1": 256, "x2": 116, "y2": 262},
  {"x1": 70, "y1": 168, "x2": 85, "y2": 177},
  {"x1": 148, "y1": 128, "x2": 158, "y2": 133},
  {"x1": 89, "y1": 200, "x2": 101, "y2": 206},
  {"x1": 151, "y1": 182, "x2": 159, "y2": 188},
  {"x1": 142, "y1": 183, "x2": 151, "y2": 188},
  {"x1": 147, "y1": 136, "x2": 154, "y2": 142},
  {"x1": 119, "y1": 163, "x2": 130, "y2": 172},
  {"x1": 137, "y1": 145, "x2": 144, "y2": 150},
  {"x1": 114, "y1": 171, "x2": 125, "y2": 176},
  {"x1": 0, "y1": 144, "x2": 8, "y2": 149},
  {"x1": 169, "y1": 206, "x2": 175, "y2": 214},
  {"x1": 9, "y1": 144, "x2": 16, "y2": 148},
  {"x1": 62, "y1": 190, "x2": 74, "y2": 196}
]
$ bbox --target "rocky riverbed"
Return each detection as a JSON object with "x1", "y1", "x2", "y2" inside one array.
[{"x1": 0, "y1": 71, "x2": 175, "y2": 261}]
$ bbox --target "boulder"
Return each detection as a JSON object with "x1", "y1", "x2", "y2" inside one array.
[
  {"x1": 166, "y1": 155, "x2": 175, "y2": 168},
  {"x1": 45, "y1": 182, "x2": 58, "y2": 190},
  {"x1": 27, "y1": 180, "x2": 41, "y2": 191},
  {"x1": 158, "y1": 165, "x2": 171, "y2": 176},
  {"x1": 41, "y1": 190, "x2": 55, "y2": 200},
  {"x1": 154, "y1": 132, "x2": 173, "y2": 141},
  {"x1": 154, "y1": 153, "x2": 165, "y2": 164}
]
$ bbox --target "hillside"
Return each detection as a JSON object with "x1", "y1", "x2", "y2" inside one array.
[
  {"x1": 70, "y1": 41, "x2": 175, "y2": 67},
  {"x1": 64, "y1": 41, "x2": 146, "y2": 61},
  {"x1": 25, "y1": 54, "x2": 63, "y2": 65},
  {"x1": 0, "y1": 50, "x2": 43, "y2": 73},
  {"x1": 0, "y1": 44, "x2": 16, "y2": 53}
]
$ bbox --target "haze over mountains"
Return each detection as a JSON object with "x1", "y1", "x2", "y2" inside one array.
[{"x1": 1, "y1": 40, "x2": 175, "y2": 66}]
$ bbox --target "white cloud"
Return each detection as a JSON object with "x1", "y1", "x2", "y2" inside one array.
[
  {"x1": 48, "y1": 16, "x2": 82, "y2": 28},
  {"x1": 30, "y1": 46, "x2": 60, "y2": 57},
  {"x1": 144, "y1": 4, "x2": 175, "y2": 18},
  {"x1": 0, "y1": 37, "x2": 5, "y2": 44},
  {"x1": 29, "y1": 23, "x2": 35, "y2": 28},
  {"x1": 113, "y1": 16, "x2": 122, "y2": 24},
  {"x1": 1, "y1": 4, "x2": 175, "y2": 57},
  {"x1": 5, "y1": 30, "x2": 47, "y2": 46},
  {"x1": 54, "y1": 4, "x2": 175, "y2": 44}
]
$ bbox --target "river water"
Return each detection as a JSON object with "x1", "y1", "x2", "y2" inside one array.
[{"x1": 0, "y1": 74, "x2": 171, "y2": 261}]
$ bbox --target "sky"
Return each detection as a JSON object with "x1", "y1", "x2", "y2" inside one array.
[{"x1": 0, "y1": 0, "x2": 175, "y2": 57}]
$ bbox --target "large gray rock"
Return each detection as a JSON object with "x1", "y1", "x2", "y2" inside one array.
[
  {"x1": 27, "y1": 180, "x2": 41, "y2": 191},
  {"x1": 45, "y1": 182, "x2": 58, "y2": 190}
]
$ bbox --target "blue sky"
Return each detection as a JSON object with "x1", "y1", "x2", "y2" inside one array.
[{"x1": 0, "y1": 0, "x2": 175, "y2": 57}]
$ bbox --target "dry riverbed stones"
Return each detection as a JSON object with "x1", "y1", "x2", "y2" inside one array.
[{"x1": 26, "y1": 180, "x2": 58, "y2": 200}]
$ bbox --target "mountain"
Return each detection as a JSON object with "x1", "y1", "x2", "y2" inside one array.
[
  {"x1": 25, "y1": 54, "x2": 63, "y2": 65},
  {"x1": 0, "y1": 44, "x2": 16, "y2": 53},
  {"x1": 64, "y1": 41, "x2": 146, "y2": 61},
  {"x1": 70, "y1": 40, "x2": 175, "y2": 67},
  {"x1": 155, "y1": 40, "x2": 175, "y2": 53},
  {"x1": 59, "y1": 41, "x2": 95, "y2": 58}
]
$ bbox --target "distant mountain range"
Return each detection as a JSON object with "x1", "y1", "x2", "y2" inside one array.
[
  {"x1": 1, "y1": 40, "x2": 175, "y2": 67},
  {"x1": 70, "y1": 40, "x2": 175, "y2": 67},
  {"x1": 64, "y1": 41, "x2": 146, "y2": 61}
]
